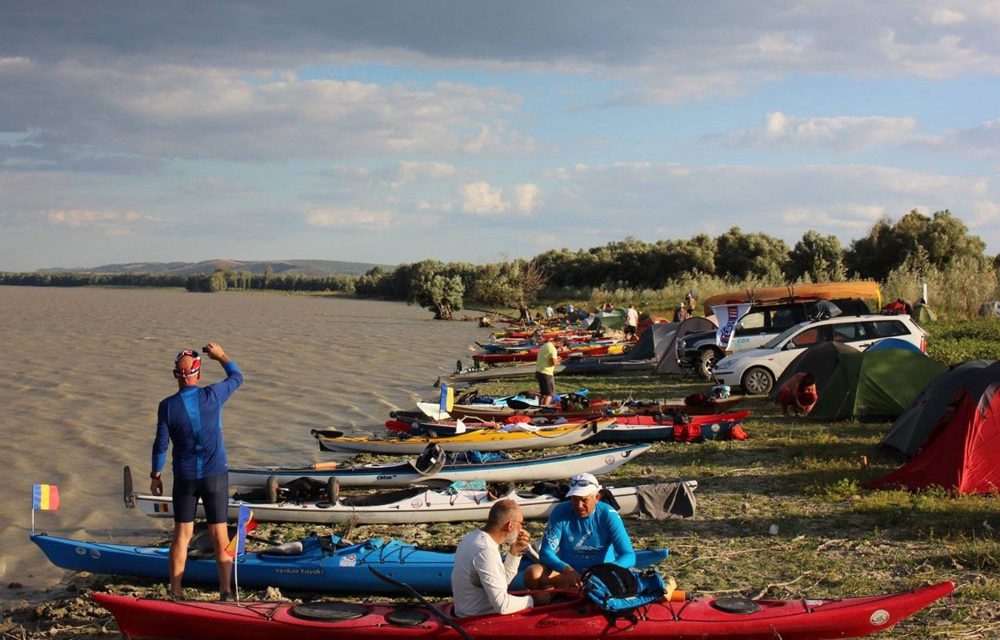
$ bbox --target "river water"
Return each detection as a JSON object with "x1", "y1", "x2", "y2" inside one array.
[{"x1": 0, "y1": 286, "x2": 489, "y2": 606}]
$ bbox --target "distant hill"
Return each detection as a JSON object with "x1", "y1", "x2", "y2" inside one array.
[{"x1": 40, "y1": 259, "x2": 394, "y2": 277}]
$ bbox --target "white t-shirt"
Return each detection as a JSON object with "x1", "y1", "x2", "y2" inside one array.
[
  {"x1": 451, "y1": 529, "x2": 533, "y2": 617},
  {"x1": 626, "y1": 307, "x2": 639, "y2": 327}
]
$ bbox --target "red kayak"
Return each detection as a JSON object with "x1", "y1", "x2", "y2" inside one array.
[{"x1": 94, "y1": 581, "x2": 952, "y2": 640}]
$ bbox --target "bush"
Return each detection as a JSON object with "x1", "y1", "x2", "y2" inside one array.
[{"x1": 924, "y1": 319, "x2": 1000, "y2": 364}]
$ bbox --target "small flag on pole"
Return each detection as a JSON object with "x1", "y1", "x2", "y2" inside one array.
[
  {"x1": 32, "y1": 484, "x2": 60, "y2": 511},
  {"x1": 225, "y1": 504, "x2": 256, "y2": 557},
  {"x1": 229, "y1": 502, "x2": 256, "y2": 602},
  {"x1": 439, "y1": 383, "x2": 454, "y2": 412}
]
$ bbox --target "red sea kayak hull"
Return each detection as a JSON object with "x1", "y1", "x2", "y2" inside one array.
[{"x1": 94, "y1": 581, "x2": 953, "y2": 640}]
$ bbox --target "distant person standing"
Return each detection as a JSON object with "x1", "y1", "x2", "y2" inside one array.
[
  {"x1": 545, "y1": 305, "x2": 554, "y2": 319},
  {"x1": 685, "y1": 290, "x2": 698, "y2": 315},
  {"x1": 673, "y1": 304, "x2": 690, "y2": 323},
  {"x1": 535, "y1": 338, "x2": 560, "y2": 406},
  {"x1": 150, "y1": 343, "x2": 244, "y2": 600},
  {"x1": 624, "y1": 304, "x2": 639, "y2": 340},
  {"x1": 567, "y1": 302, "x2": 575, "y2": 316}
]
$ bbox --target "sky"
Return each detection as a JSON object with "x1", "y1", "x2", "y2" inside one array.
[{"x1": 1, "y1": 1, "x2": 999, "y2": 271}]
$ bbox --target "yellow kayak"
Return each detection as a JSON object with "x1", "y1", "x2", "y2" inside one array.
[{"x1": 312, "y1": 418, "x2": 613, "y2": 454}]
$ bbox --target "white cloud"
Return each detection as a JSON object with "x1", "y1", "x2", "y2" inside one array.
[
  {"x1": 3, "y1": 3, "x2": 1000, "y2": 111},
  {"x1": 0, "y1": 60, "x2": 535, "y2": 163},
  {"x1": 535, "y1": 161, "x2": 999, "y2": 249},
  {"x1": 971, "y1": 200, "x2": 1000, "y2": 225},
  {"x1": 876, "y1": 28, "x2": 991, "y2": 79},
  {"x1": 943, "y1": 119, "x2": 1000, "y2": 154},
  {"x1": 512, "y1": 183, "x2": 540, "y2": 214},
  {"x1": 47, "y1": 208, "x2": 146, "y2": 235},
  {"x1": 462, "y1": 182, "x2": 508, "y2": 214},
  {"x1": 386, "y1": 161, "x2": 457, "y2": 189},
  {"x1": 305, "y1": 207, "x2": 392, "y2": 230},
  {"x1": 726, "y1": 112, "x2": 921, "y2": 151},
  {"x1": 925, "y1": 8, "x2": 967, "y2": 26}
]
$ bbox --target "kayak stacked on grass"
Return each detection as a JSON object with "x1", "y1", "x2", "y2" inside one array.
[
  {"x1": 586, "y1": 410, "x2": 751, "y2": 444},
  {"x1": 386, "y1": 411, "x2": 750, "y2": 445},
  {"x1": 229, "y1": 443, "x2": 651, "y2": 488},
  {"x1": 311, "y1": 418, "x2": 612, "y2": 454},
  {"x1": 415, "y1": 397, "x2": 745, "y2": 422},
  {"x1": 92, "y1": 580, "x2": 954, "y2": 640},
  {"x1": 29, "y1": 531, "x2": 668, "y2": 594},
  {"x1": 130, "y1": 480, "x2": 698, "y2": 525}
]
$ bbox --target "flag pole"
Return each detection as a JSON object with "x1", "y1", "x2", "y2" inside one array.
[
  {"x1": 233, "y1": 501, "x2": 243, "y2": 603},
  {"x1": 233, "y1": 523, "x2": 240, "y2": 603}
]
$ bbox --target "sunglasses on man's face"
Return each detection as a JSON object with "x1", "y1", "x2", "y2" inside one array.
[{"x1": 568, "y1": 478, "x2": 598, "y2": 488}]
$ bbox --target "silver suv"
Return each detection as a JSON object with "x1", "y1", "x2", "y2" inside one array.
[
  {"x1": 677, "y1": 298, "x2": 871, "y2": 379},
  {"x1": 712, "y1": 314, "x2": 928, "y2": 395}
]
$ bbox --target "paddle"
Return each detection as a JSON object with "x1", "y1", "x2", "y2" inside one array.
[
  {"x1": 123, "y1": 465, "x2": 135, "y2": 508},
  {"x1": 367, "y1": 567, "x2": 475, "y2": 640}
]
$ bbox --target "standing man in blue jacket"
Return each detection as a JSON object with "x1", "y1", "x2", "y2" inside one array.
[
  {"x1": 150, "y1": 342, "x2": 243, "y2": 600},
  {"x1": 523, "y1": 472, "x2": 635, "y2": 589}
]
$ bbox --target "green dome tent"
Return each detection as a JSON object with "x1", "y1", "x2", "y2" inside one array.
[
  {"x1": 586, "y1": 308, "x2": 628, "y2": 331},
  {"x1": 775, "y1": 342, "x2": 948, "y2": 420}
]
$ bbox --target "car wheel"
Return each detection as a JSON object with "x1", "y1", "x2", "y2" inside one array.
[
  {"x1": 697, "y1": 348, "x2": 722, "y2": 380},
  {"x1": 742, "y1": 367, "x2": 774, "y2": 396}
]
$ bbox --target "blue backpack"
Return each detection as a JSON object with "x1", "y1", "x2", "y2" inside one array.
[{"x1": 582, "y1": 564, "x2": 667, "y2": 621}]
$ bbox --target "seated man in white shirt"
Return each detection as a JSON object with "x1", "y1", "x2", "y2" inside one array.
[{"x1": 451, "y1": 499, "x2": 552, "y2": 617}]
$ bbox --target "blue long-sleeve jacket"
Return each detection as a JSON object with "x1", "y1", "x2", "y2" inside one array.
[
  {"x1": 538, "y1": 501, "x2": 636, "y2": 573},
  {"x1": 152, "y1": 360, "x2": 243, "y2": 480}
]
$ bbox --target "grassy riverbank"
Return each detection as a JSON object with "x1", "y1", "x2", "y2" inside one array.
[
  {"x1": 473, "y1": 374, "x2": 999, "y2": 638},
  {"x1": 4, "y1": 373, "x2": 997, "y2": 639}
]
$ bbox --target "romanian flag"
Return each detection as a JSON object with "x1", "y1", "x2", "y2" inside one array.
[
  {"x1": 225, "y1": 504, "x2": 257, "y2": 557},
  {"x1": 439, "y1": 383, "x2": 454, "y2": 412},
  {"x1": 32, "y1": 484, "x2": 60, "y2": 511}
]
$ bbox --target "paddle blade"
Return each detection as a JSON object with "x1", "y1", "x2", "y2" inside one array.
[{"x1": 123, "y1": 466, "x2": 135, "y2": 508}]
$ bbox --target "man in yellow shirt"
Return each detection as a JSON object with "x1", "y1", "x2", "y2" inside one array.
[{"x1": 535, "y1": 339, "x2": 560, "y2": 406}]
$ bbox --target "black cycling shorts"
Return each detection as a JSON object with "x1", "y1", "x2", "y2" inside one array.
[{"x1": 172, "y1": 472, "x2": 229, "y2": 524}]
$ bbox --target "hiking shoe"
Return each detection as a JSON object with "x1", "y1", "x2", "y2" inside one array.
[{"x1": 220, "y1": 591, "x2": 235, "y2": 602}]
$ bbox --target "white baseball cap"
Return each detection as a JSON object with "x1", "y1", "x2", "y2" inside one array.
[{"x1": 566, "y1": 472, "x2": 600, "y2": 498}]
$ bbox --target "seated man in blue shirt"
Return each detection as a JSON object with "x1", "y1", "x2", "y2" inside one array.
[{"x1": 523, "y1": 472, "x2": 636, "y2": 589}]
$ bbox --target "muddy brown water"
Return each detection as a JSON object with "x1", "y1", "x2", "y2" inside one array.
[{"x1": 0, "y1": 286, "x2": 489, "y2": 606}]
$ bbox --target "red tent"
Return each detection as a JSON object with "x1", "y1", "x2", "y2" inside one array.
[{"x1": 866, "y1": 383, "x2": 1000, "y2": 494}]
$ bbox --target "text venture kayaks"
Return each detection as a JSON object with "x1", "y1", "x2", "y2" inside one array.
[
  {"x1": 93, "y1": 580, "x2": 953, "y2": 640},
  {"x1": 312, "y1": 419, "x2": 611, "y2": 454},
  {"x1": 230, "y1": 443, "x2": 650, "y2": 488},
  {"x1": 30, "y1": 532, "x2": 667, "y2": 594}
]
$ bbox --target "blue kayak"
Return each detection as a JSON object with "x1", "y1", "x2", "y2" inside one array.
[{"x1": 31, "y1": 532, "x2": 667, "y2": 595}]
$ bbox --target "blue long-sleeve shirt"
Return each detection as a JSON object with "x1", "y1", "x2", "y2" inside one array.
[
  {"x1": 538, "y1": 501, "x2": 636, "y2": 573},
  {"x1": 152, "y1": 360, "x2": 243, "y2": 480}
]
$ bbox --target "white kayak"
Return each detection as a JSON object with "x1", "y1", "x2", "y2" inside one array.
[
  {"x1": 131, "y1": 480, "x2": 696, "y2": 525},
  {"x1": 229, "y1": 443, "x2": 650, "y2": 488},
  {"x1": 312, "y1": 419, "x2": 610, "y2": 454}
]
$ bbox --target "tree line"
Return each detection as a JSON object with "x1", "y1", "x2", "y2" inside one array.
[
  {"x1": 3, "y1": 210, "x2": 995, "y2": 317},
  {"x1": 354, "y1": 210, "x2": 995, "y2": 316},
  {"x1": 0, "y1": 268, "x2": 356, "y2": 293}
]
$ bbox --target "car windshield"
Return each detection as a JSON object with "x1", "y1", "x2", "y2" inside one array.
[{"x1": 761, "y1": 322, "x2": 809, "y2": 349}]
